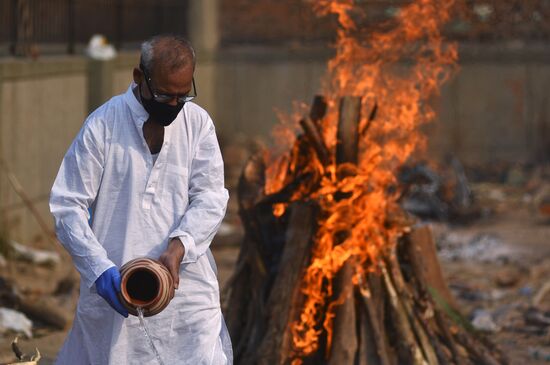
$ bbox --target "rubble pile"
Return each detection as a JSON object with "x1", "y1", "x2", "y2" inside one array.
[
  {"x1": 428, "y1": 163, "x2": 550, "y2": 363},
  {"x1": 0, "y1": 237, "x2": 78, "y2": 363}
]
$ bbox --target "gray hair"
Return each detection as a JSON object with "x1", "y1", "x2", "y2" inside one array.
[{"x1": 140, "y1": 34, "x2": 196, "y2": 76}]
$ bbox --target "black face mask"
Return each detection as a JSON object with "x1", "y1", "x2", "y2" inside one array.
[{"x1": 140, "y1": 83, "x2": 184, "y2": 127}]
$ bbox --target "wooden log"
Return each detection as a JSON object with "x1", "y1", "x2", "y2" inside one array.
[
  {"x1": 1, "y1": 281, "x2": 69, "y2": 331},
  {"x1": 406, "y1": 225, "x2": 459, "y2": 312},
  {"x1": 300, "y1": 118, "x2": 330, "y2": 167},
  {"x1": 396, "y1": 231, "x2": 500, "y2": 365},
  {"x1": 387, "y1": 249, "x2": 439, "y2": 365},
  {"x1": 223, "y1": 238, "x2": 253, "y2": 354},
  {"x1": 356, "y1": 293, "x2": 381, "y2": 365},
  {"x1": 360, "y1": 102, "x2": 377, "y2": 137},
  {"x1": 256, "y1": 203, "x2": 317, "y2": 365},
  {"x1": 357, "y1": 273, "x2": 394, "y2": 365},
  {"x1": 328, "y1": 263, "x2": 357, "y2": 365},
  {"x1": 309, "y1": 95, "x2": 328, "y2": 125},
  {"x1": 300, "y1": 95, "x2": 330, "y2": 167},
  {"x1": 455, "y1": 330, "x2": 506, "y2": 365},
  {"x1": 381, "y1": 264, "x2": 427, "y2": 365},
  {"x1": 409, "y1": 299, "x2": 457, "y2": 365},
  {"x1": 260, "y1": 172, "x2": 312, "y2": 205},
  {"x1": 397, "y1": 231, "x2": 463, "y2": 365},
  {"x1": 325, "y1": 96, "x2": 362, "y2": 364},
  {"x1": 17, "y1": 296, "x2": 69, "y2": 330},
  {"x1": 433, "y1": 310, "x2": 471, "y2": 365},
  {"x1": 336, "y1": 97, "x2": 361, "y2": 165},
  {"x1": 226, "y1": 154, "x2": 270, "y2": 362},
  {"x1": 237, "y1": 154, "x2": 266, "y2": 211}
]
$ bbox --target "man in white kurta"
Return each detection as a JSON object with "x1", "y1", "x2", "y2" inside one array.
[{"x1": 49, "y1": 36, "x2": 232, "y2": 364}]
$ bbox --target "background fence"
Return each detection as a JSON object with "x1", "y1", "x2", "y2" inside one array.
[
  {"x1": 0, "y1": 0, "x2": 189, "y2": 56},
  {"x1": 220, "y1": 0, "x2": 550, "y2": 46}
]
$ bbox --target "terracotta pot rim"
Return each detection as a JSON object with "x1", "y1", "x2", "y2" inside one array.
[
  {"x1": 119, "y1": 257, "x2": 174, "y2": 317},
  {"x1": 120, "y1": 265, "x2": 162, "y2": 309}
]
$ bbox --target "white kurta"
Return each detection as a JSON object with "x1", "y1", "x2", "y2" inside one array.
[{"x1": 49, "y1": 84, "x2": 232, "y2": 364}]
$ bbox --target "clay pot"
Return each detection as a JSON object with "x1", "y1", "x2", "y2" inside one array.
[{"x1": 119, "y1": 258, "x2": 174, "y2": 317}]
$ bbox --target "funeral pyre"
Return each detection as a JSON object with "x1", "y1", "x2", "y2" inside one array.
[{"x1": 225, "y1": 0, "x2": 507, "y2": 364}]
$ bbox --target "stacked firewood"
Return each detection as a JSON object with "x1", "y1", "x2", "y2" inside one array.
[{"x1": 224, "y1": 96, "x2": 507, "y2": 365}]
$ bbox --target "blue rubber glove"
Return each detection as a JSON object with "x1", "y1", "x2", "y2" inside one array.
[{"x1": 95, "y1": 267, "x2": 129, "y2": 318}]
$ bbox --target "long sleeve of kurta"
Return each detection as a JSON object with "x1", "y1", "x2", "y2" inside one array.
[
  {"x1": 169, "y1": 119, "x2": 229, "y2": 263},
  {"x1": 49, "y1": 116, "x2": 114, "y2": 289}
]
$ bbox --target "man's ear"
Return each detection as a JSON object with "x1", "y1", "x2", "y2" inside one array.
[{"x1": 132, "y1": 67, "x2": 142, "y2": 84}]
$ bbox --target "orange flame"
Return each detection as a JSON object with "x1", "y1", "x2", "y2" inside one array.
[{"x1": 264, "y1": 0, "x2": 458, "y2": 361}]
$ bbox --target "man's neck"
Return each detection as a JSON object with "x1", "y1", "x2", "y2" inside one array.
[{"x1": 143, "y1": 121, "x2": 164, "y2": 155}]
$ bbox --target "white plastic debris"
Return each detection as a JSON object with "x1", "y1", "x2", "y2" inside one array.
[
  {"x1": 85, "y1": 34, "x2": 117, "y2": 60},
  {"x1": 0, "y1": 308, "x2": 32, "y2": 338},
  {"x1": 437, "y1": 233, "x2": 518, "y2": 264},
  {"x1": 9, "y1": 240, "x2": 61, "y2": 266},
  {"x1": 471, "y1": 309, "x2": 500, "y2": 333},
  {"x1": 473, "y1": 4, "x2": 493, "y2": 21}
]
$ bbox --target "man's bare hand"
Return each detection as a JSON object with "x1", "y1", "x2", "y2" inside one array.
[{"x1": 159, "y1": 238, "x2": 185, "y2": 290}]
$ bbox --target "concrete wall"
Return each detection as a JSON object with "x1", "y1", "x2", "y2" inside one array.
[
  {"x1": 0, "y1": 53, "x2": 143, "y2": 244},
  {"x1": 0, "y1": 43, "x2": 549, "y2": 244},
  {"x1": 0, "y1": 57, "x2": 88, "y2": 244},
  {"x1": 210, "y1": 43, "x2": 550, "y2": 165},
  {"x1": 207, "y1": 48, "x2": 328, "y2": 137},
  {"x1": 430, "y1": 43, "x2": 550, "y2": 164}
]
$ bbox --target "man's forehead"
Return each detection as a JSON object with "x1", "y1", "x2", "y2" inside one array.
[
  {"x1": 151, "y1": 62, "x2": 193, "y2": 80},
  {"x1": 149, "y1": 63, "x2": 193, "y2": 94}
]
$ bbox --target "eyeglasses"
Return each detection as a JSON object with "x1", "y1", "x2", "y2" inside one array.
[{"x1": 140, "y1": 65, "x2": 197, "y2": 104}]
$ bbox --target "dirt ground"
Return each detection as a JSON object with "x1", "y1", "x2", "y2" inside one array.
[
  {"x1": 436, "y1": 203, "x2": 550, "y2": 364},
  {"x1": 0, "y1": 180, "x2": 549, "y2": 364}
]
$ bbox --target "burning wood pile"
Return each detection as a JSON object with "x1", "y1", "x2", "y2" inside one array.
[{"x1": 225, "y1": 0, "x2": 507, "y2": 364}]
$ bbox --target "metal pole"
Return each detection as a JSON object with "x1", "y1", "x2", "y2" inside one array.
[
  {"x1": 67, "y1": 0, "x2": 75, "y2": 54},
  {"x1": 10, "y1": 0, "x2": 18, "y2": 55},
  {"x1": 155, "y1": 0, "x2": 163, "y2": 34},
  {"x1": 115, "y1": 0, "x2": 123, "y2": 49}
]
